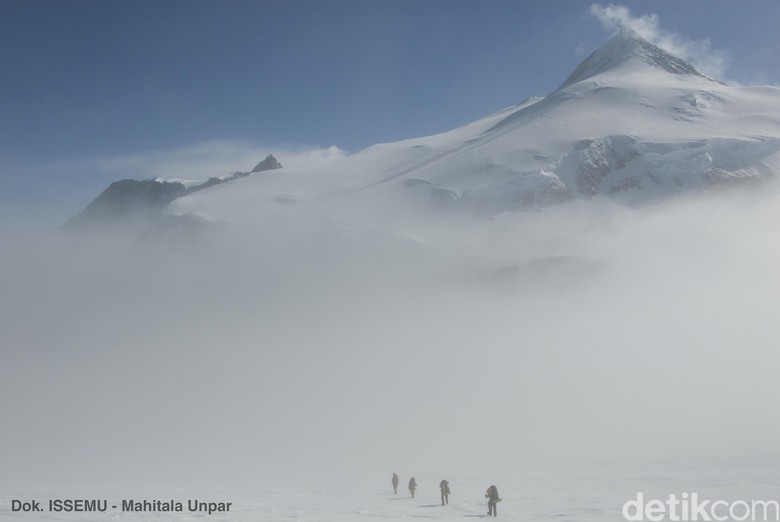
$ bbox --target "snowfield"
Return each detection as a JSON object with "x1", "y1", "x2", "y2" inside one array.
[{"x1": 4, "y1": 458, "x2": 780, "y2": 521}]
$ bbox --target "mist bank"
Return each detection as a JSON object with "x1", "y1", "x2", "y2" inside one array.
[{"x1": 1, "y1": 190, "x2": 779, "y2": 486}]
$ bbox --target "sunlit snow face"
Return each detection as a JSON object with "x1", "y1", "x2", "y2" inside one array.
[{"x1": 1, "y1": 186, "x2": 780, "y2": 487}]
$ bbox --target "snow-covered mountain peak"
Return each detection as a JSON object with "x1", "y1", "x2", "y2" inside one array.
[
  {"x1": 560, "y1": 29, "x2": 712, "y2": 89},
  {"x1": 71, "y1": 30, "x2": 780, "y2": 234}
]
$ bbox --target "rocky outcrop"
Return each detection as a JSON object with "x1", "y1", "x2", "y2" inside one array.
[
  {"x1": 65, "y1": 155, "x2": 283, "y2": 231},
  {"x1": 64, "y1": 178, "x2": 186, "y2": 230},
  {"x1": 251, "y1": 154, "x2": 282, "y2": 172}
]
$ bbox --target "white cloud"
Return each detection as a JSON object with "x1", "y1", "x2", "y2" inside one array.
[
  {"x1": 4, "y1": 189, "x2": 780, "y2": 483},
  {"x1": 589, "y1": 3, "x2": 729, "y2": 81}
]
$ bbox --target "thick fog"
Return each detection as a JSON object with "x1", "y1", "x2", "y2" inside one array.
[{"x1": 2, "y1": 186, "x2": 780, "y2": 488}]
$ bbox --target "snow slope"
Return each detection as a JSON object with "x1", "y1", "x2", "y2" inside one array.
[{"x1": 168, "y1": 29, "x2": 780, "y2": 228}]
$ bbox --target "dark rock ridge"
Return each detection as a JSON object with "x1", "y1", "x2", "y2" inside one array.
[
  {"x1": 184, "y1": 170, "x2": 249, "y2": 194},
  {"x1": 252, "y1": 154, "x2": 282, "y2": 172},
  {"x1": 64, "y1": 155, "x2": 282, "y2": 230},
  {"x1": 64, "y1": 178, "x2": 186, "y2": 230}
]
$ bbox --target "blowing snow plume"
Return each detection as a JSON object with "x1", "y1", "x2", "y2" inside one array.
[{"x1": 589, "y1": 3, "x2": 728, "y2": 80}]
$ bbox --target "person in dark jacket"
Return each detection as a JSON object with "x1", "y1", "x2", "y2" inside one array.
[
  {"x1": 485, "y1": 485, "x2": 500, "y2": 517},
  {"x1": 392, "y1": 473, "x2": 399, "y2": 494},
  {"x1": 439, "y1": 479, "x2": 450, "y2": 505},
  {"x1": 408, "y1": 477, "x2": 417, "y2": 498}
]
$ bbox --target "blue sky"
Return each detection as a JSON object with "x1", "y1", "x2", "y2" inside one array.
[{"x1": 1, "y1": 0, "x2": 779, "y2": 225}]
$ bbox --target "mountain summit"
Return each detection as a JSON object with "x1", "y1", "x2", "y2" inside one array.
[
  {"x1": 252, "y1": 154, "x2": 282, "y2": 173},
  {"x1": 560, "y1": 29, "x2": 712, "y2": 89}
]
